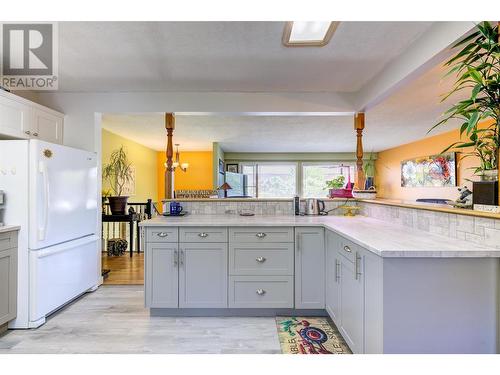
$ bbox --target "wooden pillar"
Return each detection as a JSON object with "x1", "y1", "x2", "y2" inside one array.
[
  {"x1": 354, "y1": 112, "x2": 366, "y2": 190},
  {"x1": 165, "y1": 113, "x2": 175, "y2": 199}
]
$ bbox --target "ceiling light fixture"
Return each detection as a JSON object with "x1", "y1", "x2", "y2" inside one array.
[
  {"x1": 164, "y1": 144, "x2": 189, "y2": 172},
  {"x1": 282, "y1": 21, "x2": 340, "y2": 47}
]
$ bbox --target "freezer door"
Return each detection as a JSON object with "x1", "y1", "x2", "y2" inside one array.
[
  {"x1": 29, "y1": 235, "x2": 99, "y2": 322},
  {"x1": 29, "y1": 140, "x2": 98, "y2": 249}
]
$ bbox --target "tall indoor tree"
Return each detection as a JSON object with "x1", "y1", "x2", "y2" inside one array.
[{"x1": 429, "y1": 22, "x2": 499, "y2": 180}]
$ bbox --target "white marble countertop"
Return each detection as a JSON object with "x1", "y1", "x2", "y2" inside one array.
[
  {"x1": 140, "y1": 215, "x2": 500, "y2": 258},
  {"x1": 0, "y1": 225, "x2": 20, "y2": 234}
]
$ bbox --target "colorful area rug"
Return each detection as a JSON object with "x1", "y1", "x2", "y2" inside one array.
[{"x1": 276, "y1": 316, "x2": 352, "y2": 354}]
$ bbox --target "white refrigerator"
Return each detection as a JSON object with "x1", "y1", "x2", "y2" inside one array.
[{"x1": 0, "y1": 139, "x2": 99, "y2": 328}]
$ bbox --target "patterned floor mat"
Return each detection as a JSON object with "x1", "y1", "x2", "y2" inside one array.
[{"x1": 276, "y1": 316, "x2": 352, "y2": 354}]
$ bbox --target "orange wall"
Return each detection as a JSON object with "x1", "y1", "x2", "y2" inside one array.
[
  {"x1": 375, "y1": 121, "x2": 495, "y2": 201},
  {"x1": 157, "y1": 151, "x2": 214, "y2": 202}
]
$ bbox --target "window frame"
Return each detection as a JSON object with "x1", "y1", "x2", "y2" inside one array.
[
  {"x1": 301, "y1": 162, "x2": 356, "y2": 198},
  {"x1": 239, "y1": 161, "x2": 299, "y2": 199}
]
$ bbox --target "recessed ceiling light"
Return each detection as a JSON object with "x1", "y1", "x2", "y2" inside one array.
[{"x1": 282, "y1": 21, "x2": 339, "y2": 47}]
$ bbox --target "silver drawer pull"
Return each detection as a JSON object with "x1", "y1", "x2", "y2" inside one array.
[
  {"x1": 256, "y1": 289, "x2": 266, "y2": 295},
  {"x1": 25, "y1": 130, "x2": 31, "y2": 135},
  {"x1": 256, "y1": 256, "x2": 266, "y2": 263},
  {"x1": 156, "y1": 232, "x2": 168, "y2": 238},
  {"x1": 198, "y1": 232, "x2": 209, "y2": 238},
  {"x1": 33, "y1": 132, "x2": 39, "y2": 136},
  {"x1": 343, "y1": 245, "x2": 351, "y2": 253},
  {"x1": 256, "y1": 232, "x2": 267, "y2": 238}
]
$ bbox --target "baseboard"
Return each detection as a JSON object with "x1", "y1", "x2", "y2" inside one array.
[
  {"x1": 150, "y1": 308, "x2": 328, "y2": 317},
  {"x1": 0, "y1": 322, "x2": 8, "y2": 335}
]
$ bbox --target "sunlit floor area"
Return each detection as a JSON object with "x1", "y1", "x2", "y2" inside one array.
[
  {"x1": 0, "y1": 286, "x2": 281, "y2": 354},
  {"x1": 102, "y1": 253, "x2": 144, "y2": 285}
]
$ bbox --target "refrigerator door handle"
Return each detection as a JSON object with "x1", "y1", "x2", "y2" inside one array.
[{"x1": 39, "y1": 161, "x2": 50, "y2": 241}]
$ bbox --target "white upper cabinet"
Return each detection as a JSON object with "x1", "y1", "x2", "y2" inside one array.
[
  {"x1": 32, "y1": 108, "x2": 63, "y2": 144},
  {"x1": 0, "y1": 91, "x2": 64, "y2": 144},
  {"x1": 0, "y1": 94, "x2": 33, "y2": 139}
]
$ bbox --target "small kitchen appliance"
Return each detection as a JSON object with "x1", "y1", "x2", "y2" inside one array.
[{"x1": 305, "y1": 198, "x2": 326, "y2": 215}]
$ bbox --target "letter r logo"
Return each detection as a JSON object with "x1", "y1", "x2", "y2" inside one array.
[{"x1": 2, "y1": 24, "x2": 53, "y2": 76}]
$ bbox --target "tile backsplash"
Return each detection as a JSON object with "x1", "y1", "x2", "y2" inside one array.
[
  {"x1": 358, "y1": 202, "x2": 500, "y2": 249},
  {"x1": 161, "y1": 199, "x2": 500, "y2": 249}
]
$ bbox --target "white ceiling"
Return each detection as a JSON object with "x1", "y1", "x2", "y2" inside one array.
[
  {"x1": 101, "y1": 59, "x2": 465, "y2": 153},
  {"x1": 59, "y1": 21, "x2": 434, "y2": 93}
]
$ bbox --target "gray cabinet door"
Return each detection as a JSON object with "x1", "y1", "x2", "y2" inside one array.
[
  {"x1": 0, "y1": 247, "x2": 17, "y2": 325},
  {"x1": 325, "y1": 230, "x2": 341, "y2": 325},
  {"x1": 179, "y1": 243, "x2": 228, "y2": 308},
  {"x1": 339, "y1": 252, "x2": 364, "y2": 354},
  {"x1": 145, "y1": 243, "x2": 179, "y2": 308},
  {"x1": 295, "y1": 227, "x2": 325, "y2": 309}
]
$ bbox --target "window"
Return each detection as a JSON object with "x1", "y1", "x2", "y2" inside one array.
[
  {"x1": 302, "y1": 163, "x2": 355, "y2": 198},
  {"x1": 241, "y1": 163, "x2": 298, "y2": 198}
]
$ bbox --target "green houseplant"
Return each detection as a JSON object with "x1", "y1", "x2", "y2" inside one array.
[
  {"x1": 102, "y1": 146, "x2": 133, "y2": 214},
  {"x1": 325, "y1": 175, "x2": 345, "y2": 198},
  {"x1": 429, "y1": 22, "x2": 499, "y2": 183},
  {"x1": 363, "y1": 152, "x2": 376, "y2": 189}
]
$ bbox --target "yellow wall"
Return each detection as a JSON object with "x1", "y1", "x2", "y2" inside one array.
[
  {"x1": 157, "y1": 151, "x2": 214, "y2": 202},
  {"x1": 102, "y1": 129, "x2": 158, "y2": 202},
  {"x1": 375, "y1": 121, "x2": 494, "y2": 201}
]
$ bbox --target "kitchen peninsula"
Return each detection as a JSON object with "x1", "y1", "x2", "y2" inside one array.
[{"x1": 140, "y1": 208, "x2": 500, "y2": 354}]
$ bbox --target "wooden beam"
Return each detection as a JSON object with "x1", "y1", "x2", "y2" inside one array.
[
  {"x1": 165, "y1": 113, "x2": 175, "y2": 199},
  {"x1": 354, "y1": 112, "x2": 366, "y2": 190}
]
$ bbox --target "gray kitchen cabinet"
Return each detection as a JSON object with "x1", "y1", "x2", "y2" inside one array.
[
  {"x1": 325, "y1": 230, "x2": 341, "y2": 325},
  {"x1": 295, "y1": 227, "x2": 325, "y2": 309},
  {"x1": 179, "y1": 243, "x2": 228, "y2": 308},
  {"x1": 145, "y1": 242, "x2": 179, "y2": 308},
  {"x1": 338, "y1": 248, "x2": 364, "y2": 354},
  {"x1": 0, "y1": 230, "x2": 18, "y2": 329}
]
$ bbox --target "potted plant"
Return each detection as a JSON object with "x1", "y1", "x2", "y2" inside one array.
[
  {"x1": 325, "y1": 175, "x2": 346, "y2": 198},
  {"x1": 363, "y1": 152, "x2": 376, "y2": 189},
  {"x1": 102, "y1": 146, "x2": 133, "y2": 215},
  {"x1": 429, "y1": 22, "x2": 499, "y2": 205}
]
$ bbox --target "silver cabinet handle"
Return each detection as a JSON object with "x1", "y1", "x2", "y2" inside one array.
[
  {"x1": 157, "y1": 232, "x2": 168, "y2": 238},
  {"x1": 179, "y1": 249, "x2": 184, "y2": 266},
  {"x1": 335, "y1": 259, "x2": 340, "y2": 283},
  {"x1": 198, "y1": 232, "x2": 208, "y2": 238},
  {"x1": 25, "y1": 130, "x2": 31, "y2": 135},
  {"x1": 355, "y1": 253, "x2": 362, "y2": 280},
  {"x1": 256, "y1": 232, "x2": 267, "y2": 238},
  {"x1": 33, "y1": 132, "x2": 39, "y2": 136},
  {"x1": 343, "y1": 245, "x2": 351, "y2": 253},
  {"x1": 256, "y1": 256, "x2": 266, "y2": 263},
  {"x1": 256, "y1": 289, "x2": 266, "y2": 295},
  {"x1": 173, "y1": 250, "x2": 178, "y2": 267}
]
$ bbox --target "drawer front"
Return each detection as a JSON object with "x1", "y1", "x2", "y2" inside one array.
[
  {"x1": 229, "y1": 276, "x2": 294, "y2": 308},
  {"x1": 229, "y1": 243, "x2": 294, "y2": 276},
  {"x1": 180, "y1": 227, "x2": 228, "y2": 243},
  {"x1": 146, "y1": 227, "x2": 178, "y2": 243},
  {"x1": 229, "y1": 227, "x2": 293, "y2": 243},
  {"x1": 339, "y1": 237, "x2": 358, "y2": 263},
  {"x1": 0, "y1": 231, "x2": 17, "y2": 252}
]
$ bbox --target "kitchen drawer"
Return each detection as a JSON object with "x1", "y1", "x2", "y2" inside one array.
[
  {"x1": 229, "y1": 276, "x2": 294, "y2": 308},
  {"x1": 146, "y1": 227, "x2": 178, "y2": 243},
  {"x1": 339, "y1": 237, "x2": 359, "y2": 263},
  {"x1": 180, "y1": 227, "x2": 228, "y2": 243},
  {"x1": 0, "y1": 231, "x2": 17, "y2": 252},
  {"x1": 229, "y1": 227, "x2": 293, "y2": 243},
  {"x1": 229, "y1": 243, "x2": 294, "y2": 276}
]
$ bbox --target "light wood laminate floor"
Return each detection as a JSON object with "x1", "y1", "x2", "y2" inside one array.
[
  {"x1": 0, "y1": 285, "x2": 281, "y2": 354},
  {"x1": 102, "y1": 253, "x2": 144, "y2": 285}
]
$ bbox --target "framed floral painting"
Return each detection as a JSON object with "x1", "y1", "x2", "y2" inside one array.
[{"x1": 401, "y1": 153, "x2": 456, "y2": 187}]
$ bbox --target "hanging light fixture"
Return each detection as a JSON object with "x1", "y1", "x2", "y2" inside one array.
[{"x1": 164, "y1": 144, "x2": 189, "y2": 172}]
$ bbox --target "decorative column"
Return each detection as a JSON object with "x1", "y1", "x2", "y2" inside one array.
[
  {"x1": 354, "y1": 112, "x2": 366, "y2": 190},
  {"x1": 165, "y1": 113, "x2": 175, "y2": 199}
]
